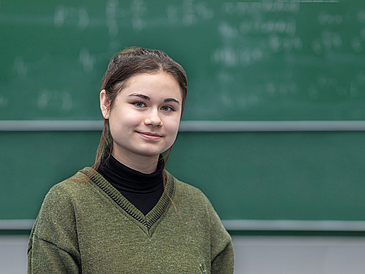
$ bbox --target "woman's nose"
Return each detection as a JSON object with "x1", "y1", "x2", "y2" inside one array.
[{"x1": 144, "y1": 109, "x2": 163, "y2": 127}]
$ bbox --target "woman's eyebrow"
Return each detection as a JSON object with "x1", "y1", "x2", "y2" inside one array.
[
  {"x1": 128, "y1": 93, "x2": 150, "y2": 100},
  {"x1": 164, "y1": 98, "x2": 180, "y2": 105},
  {"x1": 129, "y1": 93, "x2": 180, "y2": 105}
]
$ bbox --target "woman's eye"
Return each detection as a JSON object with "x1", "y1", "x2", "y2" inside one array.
[
  {"x1": 161, "y1": 106, "x2": 174, "y2": 112},
  {"x1": 134, "y1": 102, "x2": 146, "y2": 108}
]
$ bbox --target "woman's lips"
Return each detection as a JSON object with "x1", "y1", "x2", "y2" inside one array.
[{"x1": 138, "y1": 132, "x2": 162, "y2": 141}]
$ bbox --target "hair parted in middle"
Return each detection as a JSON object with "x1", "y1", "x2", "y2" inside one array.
[{"x1": 93, "y1": 47, "x2": 188, "y2": 169}]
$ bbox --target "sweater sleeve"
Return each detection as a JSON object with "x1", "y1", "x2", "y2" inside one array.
[
  {"x1": 211, "y1": 241, "x2": 235, "y2": 273},
  {"x1": 206, "y1": 197, "x2": 235, "y2": 274},
  {"x1": 27, "y1": 183, "x2": 81, "y2": 274}
]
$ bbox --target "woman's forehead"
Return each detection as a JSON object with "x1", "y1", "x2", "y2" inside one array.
[{"x1": 118, "y1": 73, "x2": 183, "y2": 101}]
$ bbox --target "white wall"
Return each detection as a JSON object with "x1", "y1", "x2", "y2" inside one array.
[
  {"x1": 3, "y1": 235, "x2": 365, "y2": 274},
  {"x1": 233, "y1": 236, "x2": 365, "y2": 274}
]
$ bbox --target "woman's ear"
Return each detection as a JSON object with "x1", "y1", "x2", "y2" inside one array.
[{"x1": 100, "y1": 90, "x2": 110, "y2": 119}]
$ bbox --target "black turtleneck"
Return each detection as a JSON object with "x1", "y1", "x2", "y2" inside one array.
[{"x1": 97, "y1": 152, "x2": 165, "y2": 215}]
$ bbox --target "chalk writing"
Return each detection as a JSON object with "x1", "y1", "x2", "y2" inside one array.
[
  {"x1": 268, "y1": 34, "x2": 303, "y2": 52},
  {"x1": 239, "y1": 18, "x2": 297, "y2": 36},
  {"x1": 79, "y1": 48, "x2": 95, "y2": 73},
  {"x1": 105, "y1": 0, "x2": 147, "y2": 35},
  {"x1": 312, "y1": 31, "x2": 342, "y2": 55},
  {"x1": 318, "y1": 11, "x2": 343, "y2": 25},
  {"x1": 219, "y1": 22, "x2": 238, "y2": 38},
  {"x1": 212, "y1": 47, "x2": 263, "y2": 67},
  {"x1": 223, "y1": 2, "x2": 300, "y2": 14},
  {"x1": 106, "y1": 0, "x2": 119, "y2": 36},
  {"x1": 130, "y1": 0, "x2": 147, "y2": 30},
  {"x1": 54, "y1": 5, "x2": 89, "y2": 30},
  {"x1": 2, "y1": 0, "x2": 365, "y2": 121},
  {"x1": 357, "y1": 9, "x2": 365, "y2": 23},
  {"x1": 0, "y1": 95, "x2": 8, "y2": 108},
  {"x1": 266, "y1": 82, "x2": 299, "y2": 98},
  {"x1": 13, "y1": 57, "x2": 28, "y2": 78},
  {"x1": 38, "y1": 90, "x2": 73, "y2": 112},
  {"x1": 166, "y1": 0, "x2": 214, "y2": 26}
]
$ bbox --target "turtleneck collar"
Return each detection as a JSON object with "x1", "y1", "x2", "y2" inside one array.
[{"x1": 97, "y1": 149, "x2": 165, "y2": 192}]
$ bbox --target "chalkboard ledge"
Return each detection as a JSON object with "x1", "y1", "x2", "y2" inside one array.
[
  {"x1": 2, "y1": 120, "x2": 365, "y2": 132},
  {"x1": 223, "y1": 220, "x2": 365, "y2": 232}
]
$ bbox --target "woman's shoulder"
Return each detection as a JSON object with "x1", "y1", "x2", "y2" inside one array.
[
  {"x1": 166, "y1": 171, "x2": 202, "y2": 192},
  {"x1": 45, "y1": 167, "x2": 95, "y2": 199},
  {"x1": 165, "y1": 171, "x2": 211, "y2": 206},
  {"x1": 34, "y1": 168, "x2": 95, "y2": 225},
  {"x1": 165, "y1": 171, "x2": 229, "y2": 239}
]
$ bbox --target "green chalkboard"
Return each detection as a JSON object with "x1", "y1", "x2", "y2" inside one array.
[
  {"x1": 1, "y1": 131, "x2": 365, "y2": 222},
  {"x1": 2, "y1": 1, "x2": 365, "y2": 227},
  {"x1": 1, "y1": 1, "x2": 365, "y2": 121}
]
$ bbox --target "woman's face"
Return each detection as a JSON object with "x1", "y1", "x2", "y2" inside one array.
[{"x1": 100, "y1": 72, "x2": 182, "y2": 165}]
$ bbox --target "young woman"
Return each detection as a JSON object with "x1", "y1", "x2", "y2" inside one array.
[{"x1": 27, "y1": 47, "x2": 234, "y2": 273}]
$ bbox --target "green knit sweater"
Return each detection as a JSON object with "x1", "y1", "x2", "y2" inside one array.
[{"x1": 27, "y1": 168, "x2": 234, "y2": 273}]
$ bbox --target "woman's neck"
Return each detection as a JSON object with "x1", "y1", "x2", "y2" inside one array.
[
  {"x1": 97, "y1": 150, "x2": 165, "y2": 215},
  {"x1": 111, "y1": 149, "x2": 160, "y2": 174}
]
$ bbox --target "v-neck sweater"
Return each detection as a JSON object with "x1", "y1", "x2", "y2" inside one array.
[
  {"x1": 83, "y1": 167, "x2": 172, "y2": 231},
  {"x1": 27, "y1": 168, "x2": 234, "y2": 273},
  {"x1": 97, "y1": 153, "x2": 165, "y2": 215}
]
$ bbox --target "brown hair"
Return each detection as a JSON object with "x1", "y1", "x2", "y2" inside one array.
[{"x1": 93, "y1": 47, "x2": 188, "y2": 169}]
